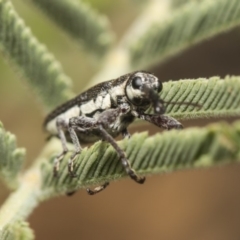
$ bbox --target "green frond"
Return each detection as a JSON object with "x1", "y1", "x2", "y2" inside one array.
[
  {"x1": 157, "y1": 76, "x2": 240, "y2": 119},
  {"x1": 171, "y1": 0, "x2": 198, "y2": 9},
  {"x1": 0, "y1": 221, "x2": 34, "y2": 240},
  {"x1": 0, "y1": 122, "x2": 25, "y2": 189},
  {"x1": 0, "y1": 0, "x2": 74, "y2": 109},
  {"x1": 130, "y1": 0, "x2": 240, "y2": 69},
  {"x1": 88, "y1": 0, "x2": 172, "y2": 86},
  {"x1": 29, "y1": 0, "x2": 114, "y2": 57},
  {"x1": 40, "y1": 120, "x2": 240, "y2": 199}
]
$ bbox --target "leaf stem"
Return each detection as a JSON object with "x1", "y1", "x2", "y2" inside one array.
[{"x1": 0, "y1": 168, "x2": 41, "y2": 228}]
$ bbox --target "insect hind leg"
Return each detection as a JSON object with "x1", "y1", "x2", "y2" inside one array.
[
  {"x1": 87, "y1": 182, "x2": 109, "y2": 195},
  {"x1": 54, "y1": 117, "x2": 69, "y2": 177},
  {"x1": 66, "y1": 182, "x2": 109, "y2": 196}
]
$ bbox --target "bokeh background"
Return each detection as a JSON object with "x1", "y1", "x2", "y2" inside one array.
[{"x1": 1, "y1": 1, "x2": 240, "y2": 239}]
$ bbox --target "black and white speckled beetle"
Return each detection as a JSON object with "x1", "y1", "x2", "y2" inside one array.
[{"x1": 43, "y1": 71, "x2": 183, "y2": 195}]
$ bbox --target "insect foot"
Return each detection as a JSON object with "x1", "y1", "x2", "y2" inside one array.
[
  {"x1": 86, "y1": 182, "x2": 110, "y2": 195},
  {"x1": 97, "y1": 124, "x2": 145, "y2": 184},
  {"x1": 68, "y1": 151, "x2": 81, "y2": 178},
  {"x1": 53, "y1": 149, "x2": 68, "y2": 177},
  {"x1": 121, "y1": 157, "x2": 145, "y2": 184}
]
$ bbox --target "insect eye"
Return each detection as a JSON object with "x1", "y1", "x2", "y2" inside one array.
[
  {"x1": 132, "y1": 76, "x2": 142, "y2": 89},
  {"x1": 157, "y1": 82, "x2": 163, "y2": 93}
]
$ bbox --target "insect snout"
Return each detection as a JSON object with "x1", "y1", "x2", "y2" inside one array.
[{"x1": 140, "y1": 79, "x2": 165, "y2": 115}]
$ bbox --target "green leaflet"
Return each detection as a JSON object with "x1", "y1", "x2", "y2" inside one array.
[
  {"x1": 0, "y1": 0, "x2": 74, "y2": 109},
  {"x1": 130, "y1": 0, "x2": 240, "y2": 69},
  {"x1": 157, "y1": 76, "x2": 240, "y2": 119},
  {"x1": 40, "y1": 120, "x2": 240, "y2": 199},
  {"x1": 29, "y1": 0, "x2": 114, "y2": 57},
  {"x1": 171, "y1": 0, "x2": 198, "y2": 9},
  {"x1": 0, "y1": 221, "x2": 34, "y2": 240},
  {"x1": 0, "y1": 122, "x2": 25, "y2": 189}
]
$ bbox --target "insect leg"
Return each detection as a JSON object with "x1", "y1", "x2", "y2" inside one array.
[
  {"x1": 86, "y1": 182, "x2": 110, "y2": 195},
  {"x1": 136, "y1": 112, "x2": 183, "y2": 130},
  {"x1": 95, "y1": 107, "x2": 145, "y2": 184},
  {"x1": 66, "y1": 190, "x2": 76, "y2": 196},
  {"x1": 68, "y1": 128, "x2": 82, "y2": 177},
  {"x1": 121, "y1": 128, "x2": 131, "y2": 139},
  {"x1": 66, "y1": 183, "x2": 109, "y2": 196},
  {"x1": 97, "y1": 124, "x2": 145, "y2": 184},
  {"x1": 54, "y1": 117, "x2": 69, "y2": 177},
  {"x1": 67, "y1": 118, "x2": 85, "y2": 177}
]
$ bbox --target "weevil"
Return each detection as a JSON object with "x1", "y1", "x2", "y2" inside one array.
[{"x1": 43, "y1": 71, "x2": 183, "y2": 195}]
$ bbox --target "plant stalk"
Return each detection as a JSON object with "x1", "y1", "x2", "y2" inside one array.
[{"x1": 0, "y1": 168, "x2": 41, "y2": 228}]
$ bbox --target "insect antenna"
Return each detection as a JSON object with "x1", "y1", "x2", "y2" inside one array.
[
  {"x1": 162, "y1": 100, "x2": 201, "y2": 109},
  {"x1": 142, "y1": 84, "x2": 201, "y2": 114}
]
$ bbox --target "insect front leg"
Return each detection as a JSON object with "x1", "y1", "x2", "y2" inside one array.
[
  {"x1": 134, "y1": 111, "x2": 183, "y2": 130},
  {"x1": 96, "y1": 107, "x2": 145, "y2": 184},
  {"x1": 97, "y1": 125, "x2": 145, "y2": 184},
  {"x1": 54, "y1": 117, "x2": 69, "y2": 177}
]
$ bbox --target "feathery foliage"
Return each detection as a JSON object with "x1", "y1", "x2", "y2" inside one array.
[
  {"x1": 157, "y1": 76, "x2": 240, "y2": 119},
  {"x1": 0, "y1": 122, "x2": 25, "y2": 189},
  {"x1": 0, "y1": 221, "x2": 34, "y2": 240},
  {"x1": 129, "y1": 0, "x2": 240, "y2": 69},
  {"x1": 171, "y1": 0, "x2": 196, "y2": 9},
  {"x1": 0, "y1": 0, "x2": 74, "y2": 109},
  {"x1": 40, "y1": 120, "x2": 240, "y2": 199},
  {"x1": 1, "y1": 119, "x2": 239, "y2": 229},
  {"x1": 88, "y1": 0, "x2": 240, "y2": 86},
  {"x1": 29, "y1": 0, "x2": 114, "y2": 57}
]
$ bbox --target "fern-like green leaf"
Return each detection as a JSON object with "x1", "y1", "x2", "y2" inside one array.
[
  {"x1": 0, "y1": 221, "x2": 34, "y2": 240},
  {"x1": 158, "y1": 76, "x2": 240, "y2": 119},
  {"x1": 170, "y1": 0, "x2": 197, "y2": 9},
  {"x1": 29, "y1": 0, "x2": 114, "y2": 57},
  {"x1": 0, "y1": 0, "x2": 74, "y2": 109},
  {"x1": 39, "y1": 120, "x2": 240, "y2": 199},
  {"x1": 130, "y1": 0, "x2": 240, "y2": 69},
  {"x1": 0, "y1": 122, "x2": 25, "y2": 189}
]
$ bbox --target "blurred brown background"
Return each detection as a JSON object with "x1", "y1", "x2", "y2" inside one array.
[{"x1": 1, "y1": 1, "x2": 240, "y2": 239}]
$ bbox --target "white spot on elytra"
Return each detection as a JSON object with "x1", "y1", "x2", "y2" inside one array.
[{"x1": 46, "y1": 106, "x2": 80, "y2": 134}]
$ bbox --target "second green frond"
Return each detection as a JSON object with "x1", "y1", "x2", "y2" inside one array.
[
  {"x1": 39, "y1": 120, "x2": 240, "y2": 199},
  {"x1": 130, "y1": 0, "x2": 240, "y2": 69},
  {"x1": 158, "y1": 76, "x2": 240, "y2": 119},
  {"x1": 0, "y1": 122, "x2": 25, "y2": 189}
]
